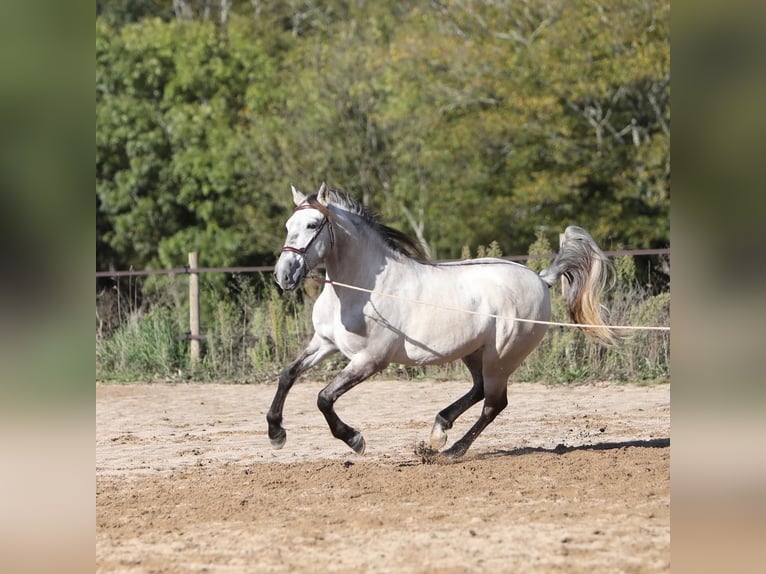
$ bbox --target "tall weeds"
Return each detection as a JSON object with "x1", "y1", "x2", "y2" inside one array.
[{"x1": 96, "y1": 306, "x2": 185, "y2": 380}]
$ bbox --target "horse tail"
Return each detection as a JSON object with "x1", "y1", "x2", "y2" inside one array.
[{"x1": 538, "y1": 226, "x2": 619, "y2": 346}]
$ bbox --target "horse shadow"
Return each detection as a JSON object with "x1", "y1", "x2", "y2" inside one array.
[{"x1": 476, "y1": 437, "x2": 670, "y2": 460}]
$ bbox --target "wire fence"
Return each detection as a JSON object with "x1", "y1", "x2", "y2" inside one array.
[
  {"x1": 95, "y1": 248, "x2": 670, "y2": 279},
  {"x1": 96, "y1": 246, "x2": 670, "y2": 382}
]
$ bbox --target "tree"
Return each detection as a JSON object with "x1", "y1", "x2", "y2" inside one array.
[
  {"x1": 97, "y1": 16, "x2": 287, "y2": 272},
  {"x1": 97, "y1": 0, "x2": 669, "y2": 274},
  {"x1": 378, "y1": 0, "x2": 669, "y2": 256}
]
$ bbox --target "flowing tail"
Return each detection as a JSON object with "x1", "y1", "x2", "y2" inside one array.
[{"x1": 539, "y1": 226, "x2": 619, "y2": 346}]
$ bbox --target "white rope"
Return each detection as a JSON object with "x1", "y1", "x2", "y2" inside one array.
[{"x1": 315, "y1": 277, "x2": 670, "y2": 332}]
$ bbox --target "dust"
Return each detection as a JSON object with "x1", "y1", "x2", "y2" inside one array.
[{"x1": 413, "y1": 440, "x2": 459, "y2": 465}]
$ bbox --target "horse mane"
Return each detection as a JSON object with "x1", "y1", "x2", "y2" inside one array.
[{"x1": 306, "y1": 189, "x2": 429, "y2": 262}]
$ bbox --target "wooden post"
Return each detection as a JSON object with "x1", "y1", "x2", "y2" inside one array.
[
  {"x1": 188, "y1": 251, "x2": 200, "y2": 367},
  {"x1": 559, "y1": 232, "x2": 568, "y2": 299}
]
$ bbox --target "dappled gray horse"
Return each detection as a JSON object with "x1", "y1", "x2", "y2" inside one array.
[{"x1": 270, "y1": 183, "x2": 616, "y2": 458}]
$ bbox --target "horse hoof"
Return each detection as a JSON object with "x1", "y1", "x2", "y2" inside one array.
[
  {"x1": 429, "y1": 426, "x2": 448, "y2": 450},
  {"x1": 348, "y1": 432, "x2": 366, "y2": 455},
  {"x1": 269, "y1": 430, "x2": 287, "y2": 450},
  {"x1": 442, "y1": 443, "x2": 468, "y2": 459}
]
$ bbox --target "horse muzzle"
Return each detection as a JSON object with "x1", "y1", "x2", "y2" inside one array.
[{"x1": 274, "y1": 252, "x2": 307, "y2": 291}]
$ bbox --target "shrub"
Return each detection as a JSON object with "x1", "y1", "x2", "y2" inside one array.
[{"x1": 96, "y1": 306, "x2": 184, "y2": 380}]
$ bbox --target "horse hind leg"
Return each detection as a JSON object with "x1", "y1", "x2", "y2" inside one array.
[
  {"x1": 442, "y1": 326, "x2": 549, "y2": 458},
  {"x1": 441, "y1": 374, "x2": 509, "y2": 459},
  {"x1": 430, "y1": 350, "x2": 484, "y2": 450}
]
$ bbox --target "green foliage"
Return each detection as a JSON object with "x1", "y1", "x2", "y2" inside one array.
[
  {"x1": 96, "y1": 306, "x2": 185, "y2": 380},
  {"x1": 612, "y1": 290, "x2": 670, "y2": 381},
  {"x1": 526, "y1": 229, "x2": 553, "y2": 273},
  {"x1": 97, "y1": 273, "x2": 325, "y2": 383},
  {"x1": 614, "y1": 253, "x2": 637, "y2": 285},
  {"x1": 476, "y1": 241, "x2": 503, "y2": 258},
  {"x1": 96, "y1": 1, "x2": 173, "y2": 27},
  {"x1": 513, "y1": 282, "x2": 669, "y2": 384},
  {"x1": 193, "y1": 274, "x2": 314, "y2": 380},
  {"x1": 377, "y1": 0, "x2": 669, "y2": 258},
  {"x1": 97, "y1": 16, "x2": 287, "y2": 274},
  {"x1": 97, "y1": 1, "x2": 669, "y2": 275}
]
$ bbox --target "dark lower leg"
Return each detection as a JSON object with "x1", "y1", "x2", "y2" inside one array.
[
  {"x1": 430, "y1": 351, "x2": 484, "y2": 449},
  {"x1": 317, "y1": 360, "x2": 383, "y2": 455},
  {"x1": 316, "y1": 399, "x2": 365, "y2": 453},
  {"x1": 442, "y1": 395, "x2": 508, "y2": 458},
  {"x1": 267, "y1": 344, "x2": 335, "y2": 448},
  {"x1": 435, "y1": 384, "x2": 485, "y2": 429},
  {"x1": 430, "y1": 384, "x2": 485, "y2": 449},
  {"x1": 266, "y1": 365, "x2": 300, "y2": 448}
]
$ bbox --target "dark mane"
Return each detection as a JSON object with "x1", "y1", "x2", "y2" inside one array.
[{"x1": 306, "y1": 189, "x2": 429, "y2": 261}]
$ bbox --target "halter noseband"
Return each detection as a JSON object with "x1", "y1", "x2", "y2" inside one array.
[{"x1": 280, "y1": 203, "x2": 335, "y2": 259}]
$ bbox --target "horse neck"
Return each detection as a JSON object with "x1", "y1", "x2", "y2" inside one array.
[{"x1": 324, "y1": 216, "x2": 396, "y2": 288}]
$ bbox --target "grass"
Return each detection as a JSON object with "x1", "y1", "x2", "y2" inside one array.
[
  {"x1": 96, "y1": 306, "x2": 185, "y2": 381},
  {"x1": 96, "y1": 257, "x2": 669, "y2": 385},
  {"x1": 513, "y1": 285, "x2": 670, "y2": 384}
]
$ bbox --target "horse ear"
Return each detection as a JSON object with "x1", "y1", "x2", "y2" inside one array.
[
  {"x1": 317, "y1": 182, "x2": 330, "y2": 206},
  {"x1": 291, "y1": 184, "x2": 306, "y2": 206}
]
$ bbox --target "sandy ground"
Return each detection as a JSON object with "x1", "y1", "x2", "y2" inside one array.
[{"x1": 96, "y1": 379, "x2": 670, "y2": 573}]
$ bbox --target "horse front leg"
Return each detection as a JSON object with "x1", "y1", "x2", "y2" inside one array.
[
  {"x1": 316, "y1": 355, "x2": 385, "y2": 455},
  {"x1": 267, "y1": 336, "x2": 337, "y2": 449}
]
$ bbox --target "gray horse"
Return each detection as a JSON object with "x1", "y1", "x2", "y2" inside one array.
[{"x1": 270, "y1": 183, "x2": 616, "y2": 458}]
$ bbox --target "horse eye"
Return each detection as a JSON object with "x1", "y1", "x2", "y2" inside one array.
[{"x1": 307, "y1": 222, "x2": 318, "y2": 230}]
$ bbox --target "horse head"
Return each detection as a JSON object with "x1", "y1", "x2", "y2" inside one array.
[{"x1": 274, "y1": 183, "x2": 335, "y2": 291}]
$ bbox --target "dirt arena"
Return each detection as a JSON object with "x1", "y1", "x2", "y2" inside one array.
[{"x1": 96, "y1": 379, "x2": 670, "y2": 573}]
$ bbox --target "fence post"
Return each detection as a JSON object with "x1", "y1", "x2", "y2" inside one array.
[
  {"x1": 188, "y1": 252, "x2": 200, "y2": 366},
  {"x1": 559, "y1": 232, "x2": 568, "y2": 299}
]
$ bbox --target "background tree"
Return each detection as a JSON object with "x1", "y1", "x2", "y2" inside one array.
[
  {"x1": 97, "y1": 0, "x2": 669, "y2": 276},
  {"x1": 97, "y1": 16, "x2": 287, "y2": 272}
]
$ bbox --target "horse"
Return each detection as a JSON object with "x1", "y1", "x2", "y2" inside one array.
[{"x1": 269, "y1": 183, "x2": 617, "y2": 458}]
